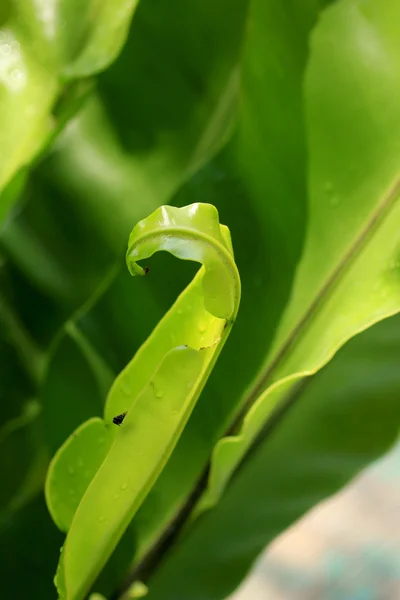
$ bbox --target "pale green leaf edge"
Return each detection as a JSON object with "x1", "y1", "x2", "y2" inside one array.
[
  {"x1": 46, "y1": 203, "x2": 240, "y2": 600},
  {"x1": 198, "y1": 0, "x2": 400, "y2": 513}
]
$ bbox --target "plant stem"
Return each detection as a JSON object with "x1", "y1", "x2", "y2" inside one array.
[{"x1": 0, "y1": 292, "x2": 45, "y2": 387}]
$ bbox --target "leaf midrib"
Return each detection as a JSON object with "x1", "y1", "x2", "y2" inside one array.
[{"x1": 229, "y1": 173, "x2": 400, "y2": 434}]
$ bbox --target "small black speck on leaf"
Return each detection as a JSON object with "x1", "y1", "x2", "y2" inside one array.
[{"x1": 113, "y1": 412, "x2": 127, "y2": 426}]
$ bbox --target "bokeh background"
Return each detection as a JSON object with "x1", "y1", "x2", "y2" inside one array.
[{"x1": 234, "y1": 441, "x2": 400, "y2": 599}]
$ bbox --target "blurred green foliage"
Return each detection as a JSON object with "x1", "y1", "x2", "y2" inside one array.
[{"x1": 1, "y1": 0, "x2": 400, "y2": 599}]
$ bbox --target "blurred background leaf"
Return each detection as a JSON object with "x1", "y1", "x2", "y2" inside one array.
[
  {"x1": 199, "y1": 0, "x2": 400, "y2": 514},
  {"x1": 1, "y1": 0, "x2": 400, "y2": 599},
  {"x1": 145, "y1": 313, "x2": 400, "y2": 600},
  {"x1": 0, "y1": 0, "x2": 142, "y2": 225}
]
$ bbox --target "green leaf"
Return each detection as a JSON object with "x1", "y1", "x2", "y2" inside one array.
[
  {"x1": 200, "y1": 0, "x2": 400, "y2": 512},
  {"x1": 145, "y1": 313, "x2": 400, "y2": 599},
  {"x1": 42, "y1": 323, "x2": 115, "y2": 454},
  {"x1": 0, "y1": 0, "x2": 141, "y2": 224},
  {"x1": 98, "y1": 0, "x2": 250, "y2": 185},
  {"x1": 0, "y1": 165, "x2": 119, "y2": 310},
  {"x1": 45, "y1": 418, "x2": 113, "y2": 533},
  {"x1": 1, "y1": 0, "x2": 249, "y2": 318},
  {"x1": 25, "y1": 0, "x2": 252, "y2": 561},
  {"x1": 60, "y1": 1, "x2": 140, "y2": 78},
  {"x1": 45, "y1": 203, "x2": 240, "y2": 600},
  {"x1": 126, "y1": 0, "x2": 331, "y2": 557},
  {"x1": 41, "y1": 0, "x2": 326, "y2": 565},
  {"x1": 0, "y1": 167, "x2": 29, "y2": 229},
  {"x1": 0, "y1": 20, "x2": 57, "y2": 200},
  {"x1": 10, "y1": 0, "x2": 139, "y2": 72}
]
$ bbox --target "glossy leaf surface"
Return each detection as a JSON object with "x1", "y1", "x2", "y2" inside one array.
[
  {"x1": 0, "y1": 0, "x2": 140, "y2": 224},
  {"x1": 1, "y1": 0, "x2": 400, "y2": 598},
  {"x1": 9, "y1": 2, "x2": 252, "y2": 582},
  {"x1": 125, "y1": 0, "x2": 332, "y2": 556},
  {"x1": 146, "y1": 313, "x2": 400, "y2": 599},
  {"x1": 200, "y1": 0, "x2": 400, "y2": 512},
  {"x1": 34, "y1": 0, "x2": 332, "y2": 566},
  {"x1": 45, "y1": 204, "x2": 240, "y2": 600}
]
